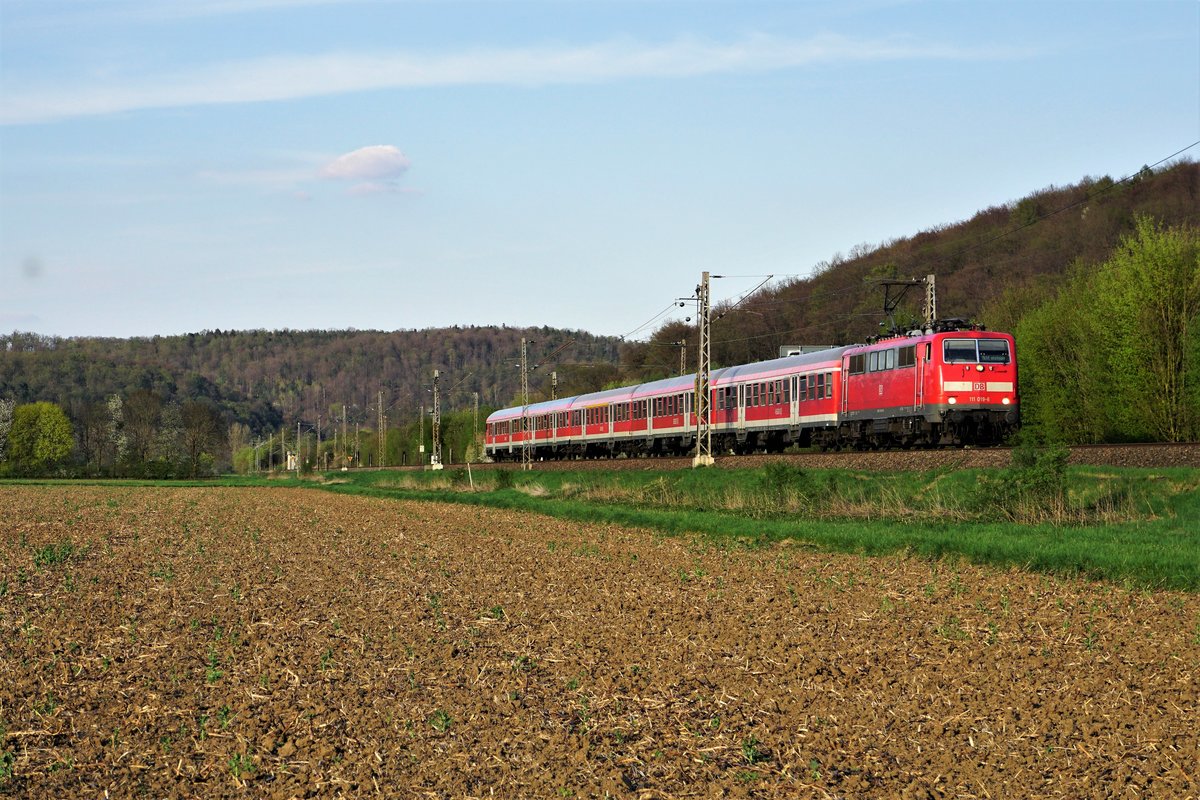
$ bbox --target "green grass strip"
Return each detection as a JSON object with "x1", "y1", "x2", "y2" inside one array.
[{"x1": 304, "y1": 473, "x2": 1199, "y2": 592}]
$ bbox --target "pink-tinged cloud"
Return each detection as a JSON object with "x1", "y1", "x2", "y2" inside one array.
[{"x1": 320, "y1": 145, "x2": 411, "y2": 180}]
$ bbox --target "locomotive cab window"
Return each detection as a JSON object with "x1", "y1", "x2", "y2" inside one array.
[
  {"x1": 943, "y1": 339, "x2": 979, "y2": 363},
  {"x1": 978, "y1": 339, "x2": 1011, "y2": 364}
]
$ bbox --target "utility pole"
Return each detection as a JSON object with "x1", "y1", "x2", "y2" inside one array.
[
  {"x1": 430, "y1": 369, "x2": 443, "y2": 470},
  {"x1": 472, "y1": 392, "x2": 480, "y2": 462},
  {"x1": 923, "y1": 273, "x2": 937, "y2": 330},
  {"x1": 341, "y1": 404, "x2": 347, "y2": 470},
  {"x1": 419, "y1": 403, "x2": 425, "y2": 467},
  {"x1": 693, "y1": 271, "x2": 714, "y2": 468},
  {"x1": 520, "y1": 337, "x2": 532, "y2": 470},
  {"x1": 551, "y1": 371, "x2": 558, "y2": 401},
  {"x1": 378, "y1": 390, "x2": 385, "y2": 467},
  {"x1": 316, "y1": 414, "x2": 322, "y2": 471},
  {"x1": 678, "y1": 340, "x2": 687, "y2": 376}
]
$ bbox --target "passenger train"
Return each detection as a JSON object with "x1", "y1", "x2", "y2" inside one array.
[{"x1": 485, "y1": 321, "x2": 1017, "y2": 460}]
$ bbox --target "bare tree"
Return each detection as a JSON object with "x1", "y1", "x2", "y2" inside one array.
[{"x1": 180, "y1": 400, "x2": 226, "y2": 477}]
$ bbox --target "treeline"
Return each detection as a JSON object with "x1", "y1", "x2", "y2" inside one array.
[
  {"x1": 0, "y1": 392, "x2": 228, "y2": 478},
  {"x1": 1, "y1": 325, "x2": 620, "y2": 437},
  {"x1": 1016, "y1": 218, "x2": 1200, "y2": 442}
]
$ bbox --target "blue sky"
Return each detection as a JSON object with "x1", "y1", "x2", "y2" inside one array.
[{"x1": 2, "y1": 0, "x2": 1197, "y2": 339}]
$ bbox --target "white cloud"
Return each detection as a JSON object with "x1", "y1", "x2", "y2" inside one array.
[
  {"x1": 321, "y1": 145, "x2": 411, "y2": 181},
  {"x1": 1, "y1": 34, "x2": 1036, "y2": 125}
]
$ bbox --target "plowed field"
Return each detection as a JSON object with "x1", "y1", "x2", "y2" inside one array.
[{"x1": 2, "y1": 485, "x2": 1197, "y2": 798}]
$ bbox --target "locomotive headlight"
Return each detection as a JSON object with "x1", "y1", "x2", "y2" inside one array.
[
  {"x1": 948, "y1": 397, "x2": 957, "y2": 405},
  {"x1": 976, "y1": 364, "x2": 984, "y2": 372},
  {"x1": 1002, "y1": 397, "x2": 1011, "y2": 405}
]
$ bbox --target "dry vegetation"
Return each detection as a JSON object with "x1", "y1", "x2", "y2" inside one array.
[{"x1": 2, "y1": 485, "x2": 1197, "y2": 798}]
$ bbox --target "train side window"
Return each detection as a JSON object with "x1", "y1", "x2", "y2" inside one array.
[
  {"x1": 816, "y1": 373, "x2": 825, "y2": 398},
  {"x1": 825, "y1": 372, "x2": 833, "y2": 398},
  {"x1": 898, "y1": 345, "x2": 916, "y2": 368},
  {"x1": 925, "y1": 343, "x2": 931, "y2": 362},
  {"x1": 978, "y1": 339, "x2": 1010, "y2": 364},
  {"x1": 783, "y1": 379, "x2": 791, "y2": 403},
  {"x1": 886, "y1": 349, "x2": 896, "y2": 370},
  {"x1": 868, "y1": 351, "x2": 878, "y2": 372}
]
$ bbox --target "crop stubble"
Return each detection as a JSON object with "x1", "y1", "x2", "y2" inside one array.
[{"x1": 1, "y1": 485, "x2": 1196, "y2": 798}]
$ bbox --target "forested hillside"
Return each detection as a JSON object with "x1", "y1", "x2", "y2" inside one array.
[
  {"x1": 621, "y1": 159, "x2": 1198, "y2": 373},
  {"x1": 1, "y1": 326, "x2": 619, "y2": 431}
]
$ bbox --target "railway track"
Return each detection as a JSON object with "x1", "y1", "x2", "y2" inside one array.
[{"x1": 392, "y1": 441, "x2": 1200, "y2": 473}]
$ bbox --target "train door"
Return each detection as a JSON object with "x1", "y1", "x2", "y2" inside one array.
[
  {"x1": 841, "y1": 357, "x2": 850, "y2": 415},
  {"x1": 791, "y1": 376, "x2": 799, "y2": 423},
  {"x1": 914, "y1": 346, "x2": 924, "y2": 412},
  {"x1": 916, "y1": 341, "x2": 932, "y2": 413},
  {"x1": 736, "y1": 383, "x2": 746, "y2": 436}
]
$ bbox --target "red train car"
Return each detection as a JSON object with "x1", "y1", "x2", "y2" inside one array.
[{"x1": 839, "y1": 326, "x2": 1018, "y2": 447}]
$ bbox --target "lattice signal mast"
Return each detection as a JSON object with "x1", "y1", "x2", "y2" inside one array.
[
  {"x1": 430, "y1": 369, "x2": 443, "y2": 470},
  {"x1": 693, "y1": 271, "x2": 714, "y2": 468},
  {"x1": 520, "y1": 338, "x2": 532, "y2": 470}
]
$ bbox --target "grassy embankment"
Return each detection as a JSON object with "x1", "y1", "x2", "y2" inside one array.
[{"x1": 300, "y1": 456, "x2": 1200, "y2": 591}]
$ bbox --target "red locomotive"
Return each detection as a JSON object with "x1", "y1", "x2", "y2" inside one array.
[{"x1": 485, "y1": 321, "x2": 1017, "y2": 460}]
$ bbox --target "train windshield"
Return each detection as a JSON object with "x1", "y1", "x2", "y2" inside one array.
[
  {"x1": 943, "y1": 338, "x2": 1010, "y2": 364},
  {"x1": 978, "y1": 339, "x2": 1011, "y2": 364}
]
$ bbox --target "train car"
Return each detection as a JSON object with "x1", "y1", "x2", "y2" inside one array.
[
  {"x1": 839, "y1": 324, "x2": 1018, "y2": 447},
  {"x1": 484, "y1": 323, "x2": 1017, "y2": 461}
]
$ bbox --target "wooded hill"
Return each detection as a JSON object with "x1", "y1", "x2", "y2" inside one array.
[
  {"x1": 621, "y1": 159, "x2": 1198, "y2": 374},
  {"x1": 0, "y1": 326, "x2": 620, "y2": 437}
]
